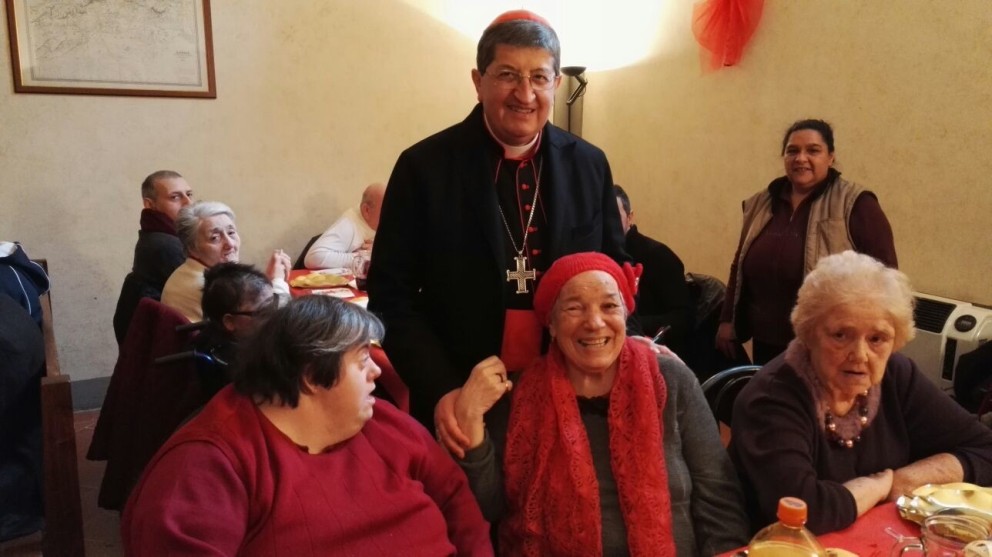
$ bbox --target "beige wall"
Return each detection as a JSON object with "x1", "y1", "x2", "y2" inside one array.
[
  {"x1": 1, "y1": 1, "x2": 989, "y2": 382},
  {"x1": 587, "y1": 0, "x2": 992, "y2": 306},
  {"x1": 0, "y1": 1, "x2": 479, "y2": 381}
]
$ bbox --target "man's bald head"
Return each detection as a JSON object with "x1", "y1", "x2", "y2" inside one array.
[{"x1": 360, "y1": 183, "x2": 386, "y2": 230}]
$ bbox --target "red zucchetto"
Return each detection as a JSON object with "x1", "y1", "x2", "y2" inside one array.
[{"x1": 487, "y1": 9, "x2": 552, "y2": 30}]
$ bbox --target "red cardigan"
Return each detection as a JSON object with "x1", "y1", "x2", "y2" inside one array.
[{"x1": 122, "y1": 386, "x2": 493, "y2": 556}]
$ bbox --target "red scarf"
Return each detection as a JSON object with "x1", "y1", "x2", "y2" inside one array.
[
  {"x1": 139, "y1": 208, "x2": 177, "y2": 235},
  {"x1": 500, "y1": 339, "x2": 677, "y2": 556}
]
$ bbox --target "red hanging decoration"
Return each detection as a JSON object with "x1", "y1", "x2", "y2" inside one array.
[{"x1": 692, "y1": 0, "x2": 765, "y2": 70}]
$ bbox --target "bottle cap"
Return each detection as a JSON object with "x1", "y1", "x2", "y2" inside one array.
[{"x1": 777, "y1": 497, "x2": 808, "y2": 526}]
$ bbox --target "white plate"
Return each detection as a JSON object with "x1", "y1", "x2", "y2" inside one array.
[{"x1": 313, "y1": 267, "x2": 352, "y2": 276}]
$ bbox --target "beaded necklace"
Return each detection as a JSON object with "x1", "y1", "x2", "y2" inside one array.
[{"x1": 824, "y1": 392, "x2": 870, "y2": 448}]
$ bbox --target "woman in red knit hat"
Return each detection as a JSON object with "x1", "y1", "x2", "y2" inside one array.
[{"x1": 443, "y1": 252, "x2": 748, "y2": 556}]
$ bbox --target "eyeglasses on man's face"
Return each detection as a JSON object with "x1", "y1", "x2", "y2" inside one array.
[{"x1": 485, "y1": 69, "x2": 558, "y2": 91}]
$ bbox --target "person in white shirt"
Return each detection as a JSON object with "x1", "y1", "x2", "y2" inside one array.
[{"x1": 304, "y1": 183, "x2": 385, "y2": 270}]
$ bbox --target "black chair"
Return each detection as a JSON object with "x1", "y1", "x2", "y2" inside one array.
[
  {"x1": 700, "y1": 365, "x2": 761, "y2": 426},
  {"x1": 682, "y1": 273, "x2": 751, "y2": 381},
  {"x1": 292, "y1": 234, "x2": 321, "y2": 270}
]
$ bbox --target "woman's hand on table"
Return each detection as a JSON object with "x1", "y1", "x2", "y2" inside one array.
[
  {"x1": 887, "y1": 453, "x2": 964, "y2": 502},
  {"x1": 844, "y1": 468, "x2": 894, "y2": 517}
]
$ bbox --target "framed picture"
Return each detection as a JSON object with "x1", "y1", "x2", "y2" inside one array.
[{"x1": 5, "y1": 0, "x2": 216, "y2": 98}]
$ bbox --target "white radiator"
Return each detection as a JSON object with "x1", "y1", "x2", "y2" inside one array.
[{"x1": 899, "y1": 292, "x2": 992, "y2": 392}]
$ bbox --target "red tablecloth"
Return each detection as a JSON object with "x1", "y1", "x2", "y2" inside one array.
[{"x1": 720, "y1": 503, "x2": 919, "y2": 557}]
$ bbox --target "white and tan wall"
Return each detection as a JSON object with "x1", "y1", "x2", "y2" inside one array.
[
  {"x1": 1, "y1": 1, "x2": 988, "y2": 396},
  {"x1": 587, "y1": 0, "x2": 992, "y2": 303}
]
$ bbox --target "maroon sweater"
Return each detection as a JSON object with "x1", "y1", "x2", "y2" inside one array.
[
  {"x1": 122, "y1": 387, "x2": 493, "y2": 556},
  {"x1": 721, "y1": 171, "x2": 897, "y2": 345}
]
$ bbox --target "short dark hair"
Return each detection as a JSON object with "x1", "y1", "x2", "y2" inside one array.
[
  {"x1": 233, "y1": 296, "x2": 384, "y2": 408},
  {"x1": 141, "y1": 170, "x2": 183, "y2": 200},
  {"x1": 201, "y1": 262, "x2": 271, "y2": 325},
  {"x1": 613, "y1": 184, "x2": 631, "y2": 215},
  {"x1": 781, "y1": 119, "x2": 835, "y2": 155},
  {"x1": 477, "y1": 18, "x2": 561, "y2": 75}
]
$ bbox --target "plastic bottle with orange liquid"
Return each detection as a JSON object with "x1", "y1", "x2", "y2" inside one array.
[{"x1": 748, "y1": 497, "x2": 827, "y2": 557}]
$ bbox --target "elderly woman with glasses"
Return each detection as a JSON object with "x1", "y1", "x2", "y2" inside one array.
[
  {"x1": 161, "y1": 200, "x2": 292, "y2": 322},
  {"x1": 123, "y1": 296, "x2": 493, "y2": 556},
  {"x1": 437, "y1": 252, "x2": 748, "y2": 557},
  {"x1": 730, "y1": 251, "x2": 992, "y2": 534}
]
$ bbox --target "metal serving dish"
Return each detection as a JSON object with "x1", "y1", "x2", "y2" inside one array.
[{"x1": 896, "y1": 483, "x2": 992, "y2": 526}]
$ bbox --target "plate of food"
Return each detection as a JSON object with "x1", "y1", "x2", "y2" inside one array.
[
  {"x1": 313, "y1": 267, "x2": 352, "y2": 276},
  {"x1": 310, "y1": 287, "x2": 355, "y2": 298},
  {"x1": 290, "y1": 272, "x2": 352, "y2": 289},
  {"x1": 897, "y1": 483, "x2": 992, "y2": 525}
]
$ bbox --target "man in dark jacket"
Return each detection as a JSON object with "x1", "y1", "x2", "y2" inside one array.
[
  {"x1": 614, "y1": 185, "x2": 693, "y2": 358},
  {"x1": 368, "y1": 11, "x2": 629, "y2": 428},
  {"x1": 0, "y1": 242, "x2": 50, "y2": 326},
  {"x1": 113, "y1": 170, "x2": 193, "y2": 343},
  {"x1": 0, "y1": 294, "x2": 45, "y2": 541}
]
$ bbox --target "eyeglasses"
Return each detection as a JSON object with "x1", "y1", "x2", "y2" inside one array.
[
  {"x1": 227, "y1": 295, "x2": 279, "y2": 318},
  {"x1": 484, "y1": 69, "x2": 558, "y2": 91}
]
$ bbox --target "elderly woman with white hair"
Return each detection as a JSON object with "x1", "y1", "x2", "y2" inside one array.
[
  {"x1": 730, "y1": 250, "x2": 992, "y2": 534},
  {"x1": 160, "y1": 201, "x2": 291, "y2": 322}
]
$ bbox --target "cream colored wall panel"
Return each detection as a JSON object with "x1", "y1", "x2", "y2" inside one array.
[
  {"x1": 585, "y1": 0, "x2": 992, "y2": 307},
  {"x1": 1, "y1": 1, "x2": 989, "y2": 383}
]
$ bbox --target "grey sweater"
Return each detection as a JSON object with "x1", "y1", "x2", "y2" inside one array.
[{"x1": 460, "y1": 355, "x2": 749, "y2": 557}]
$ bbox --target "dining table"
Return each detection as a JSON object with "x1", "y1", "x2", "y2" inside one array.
[
  {"x1": 720, "y1": 502, "x2": 920, "y2": 557},
  {"x1": 287, "y1": 268, "x2": 408, "y2": 413},
  {"x1": 287, "y1": 268, "x2": 368, "y2": 305}
]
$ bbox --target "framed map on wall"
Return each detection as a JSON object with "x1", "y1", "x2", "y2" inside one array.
[{"x1": 5, "y1": 0, "x2": 215, "y2": 98}]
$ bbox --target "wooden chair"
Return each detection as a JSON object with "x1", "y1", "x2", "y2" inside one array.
[{"x1": 34, "y1": 259, "x2": 86, "y2": 556}]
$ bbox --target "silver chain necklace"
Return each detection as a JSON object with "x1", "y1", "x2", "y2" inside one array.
[{"x1": 495, "y1": 157, "x2": 542, "y2": 294}]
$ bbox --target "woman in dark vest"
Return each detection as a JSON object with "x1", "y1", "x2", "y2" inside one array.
[{"x1": 716, "y1": 119, "x2": 897, "y2": 364}]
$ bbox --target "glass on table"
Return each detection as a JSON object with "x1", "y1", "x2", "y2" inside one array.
[
  {"x1": 890, "y1": 514, "x2": 992, "y2": 557},
  {"x1": 351, "y1": 249, "x2": 372, "y2": 291}
]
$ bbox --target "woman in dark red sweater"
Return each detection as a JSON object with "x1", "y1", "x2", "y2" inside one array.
[{"x1": 122, "y1": 296, "x2": 492, "y2": 556}]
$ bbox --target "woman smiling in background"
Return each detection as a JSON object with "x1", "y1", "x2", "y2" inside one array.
[{"x1": 716, "y1": 119, "x2": 897, "y2": 364}]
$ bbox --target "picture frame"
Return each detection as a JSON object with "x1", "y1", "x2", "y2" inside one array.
[{"x1": 5, "y1": 0, "x2": 216, "y2": 98}]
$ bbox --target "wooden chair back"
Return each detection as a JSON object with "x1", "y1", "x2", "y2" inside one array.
[{"x1": 34, "y1": 259, "x2": 86, "y2": 556}]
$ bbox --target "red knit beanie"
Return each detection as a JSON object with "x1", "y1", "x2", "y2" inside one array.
[
  {"x1": 533, "y1": 252, "x2": 642, "y2": 325},
  {"x1": 487, "y1": 10, "x2": 552, "y2": 30}
]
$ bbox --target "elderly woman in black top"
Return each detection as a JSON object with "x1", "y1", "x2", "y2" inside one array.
[{"x1": 731, "y1": 251, "x2": 992, "y2": 534}]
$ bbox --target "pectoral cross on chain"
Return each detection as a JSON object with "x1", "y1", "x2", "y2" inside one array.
[{"x1": 506, "y1": 254, "x2": 536, "y2": 294}]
